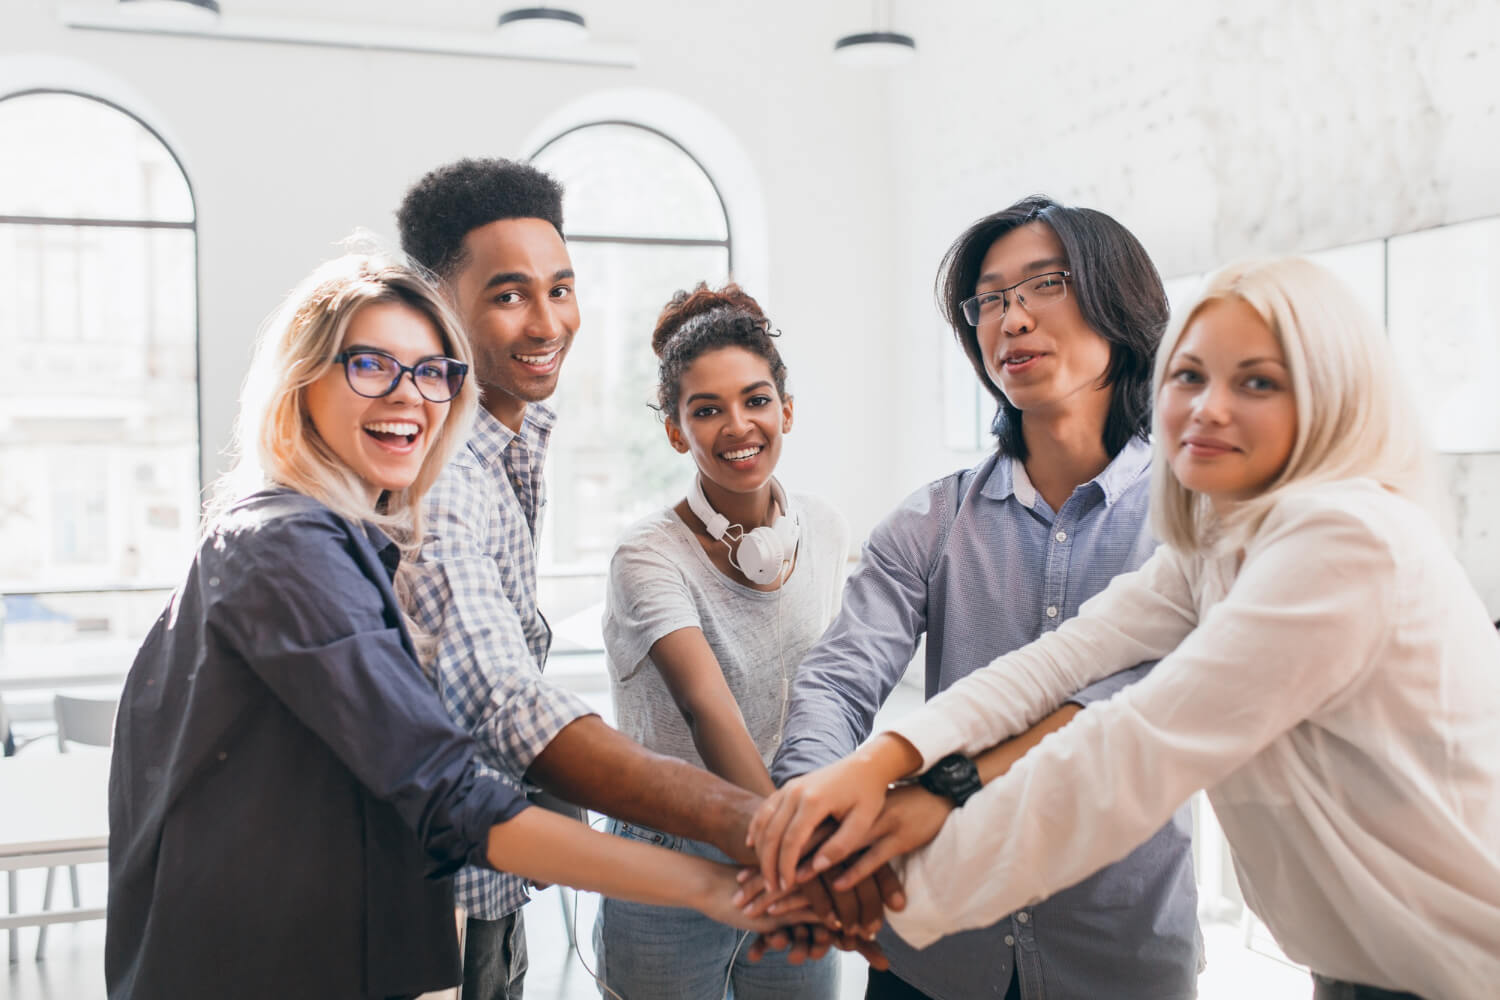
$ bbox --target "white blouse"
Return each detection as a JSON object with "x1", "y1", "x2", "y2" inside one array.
[{"x1": 885, "y1": 479, "x2": 1500, "y2": 999}]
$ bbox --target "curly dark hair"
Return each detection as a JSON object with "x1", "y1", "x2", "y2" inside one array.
[
  {"x1": 396, "y1": 158, "x2": 564, "y2": 280},
  {"x1": 936, "y1": 194, "x2": 1168, "y2": 461},
  {"x1": 652, "y1": 283, "x2": 788, "y2": 418}
]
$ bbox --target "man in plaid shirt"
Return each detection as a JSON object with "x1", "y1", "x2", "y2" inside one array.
[{"x1": 396, "y1": 158, "x2": 786, "y2": 999}]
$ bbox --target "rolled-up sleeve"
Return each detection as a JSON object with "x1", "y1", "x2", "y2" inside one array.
[
  {"x1": 408, "y1": 463, "x2": 592, "y2": 782},
  {"x1": 208, "y1": 514, "x2": 528, "y2": 873}
]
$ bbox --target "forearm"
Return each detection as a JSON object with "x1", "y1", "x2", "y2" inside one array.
[
  {"x1": 527, "y1": 715, "x2": 762, "y2": 862},
  {"x1": 486, "y1": 807, "x2": 713, "y2": 907},
  {"x1": 974, "y1": 703, "x2": 1080, "y2": 783},
  {"x1": 687, "y1": 702, "x2": 776, "y2": 797}
]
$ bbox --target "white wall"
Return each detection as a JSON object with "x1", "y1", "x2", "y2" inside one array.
[
  {"x1": 5, "y1": 0, "x2": 1499, "y2": 612},
  {"x1": 1, "y1": 0, "x2": 905, "y2": 536},
  {"x1": 885, "y1": 0, "x2": 1500, "y2": 614}
]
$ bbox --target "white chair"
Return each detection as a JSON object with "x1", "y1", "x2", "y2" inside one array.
[{"x1": 35, "y1": 692, "x2": 117, "y2": 959}]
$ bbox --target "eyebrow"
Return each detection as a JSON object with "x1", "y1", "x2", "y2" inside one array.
[
  {"x1": 976, "y1": 257, "x2": 1068, "y2": 288},
  {"x1": 481, "y1": 268, "x2": 575, "y2": 292},
  {"x1": 684, "y1": 380, "x2": 774, "y2": 406},
  {"x1": 1175, "y1": 352, "x2": 1288, "y2": 369}
]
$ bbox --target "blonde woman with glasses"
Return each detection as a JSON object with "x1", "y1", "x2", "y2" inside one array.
[
  {"x1": 106, "y1": 252, "x2": 812, "y2": 1000},
  {"x1": 744, "y1": 258, "x2": 1500, "y2": 1000}
]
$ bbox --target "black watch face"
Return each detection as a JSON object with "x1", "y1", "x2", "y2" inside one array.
[
  {"x1": 923, "y1": 754, "x2": 980, "y2": 803},
  {"x1": 935, "y1": 757, "x2": 969, "y2": 782}
]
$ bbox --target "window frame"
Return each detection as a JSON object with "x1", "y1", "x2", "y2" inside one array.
[{"x1": 0, "y1": 87, "x2": 203, "y2": 589}]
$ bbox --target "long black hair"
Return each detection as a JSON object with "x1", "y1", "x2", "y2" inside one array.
[{"x1": 936, "y1": 195, "x2": 1168, "y2": 461}]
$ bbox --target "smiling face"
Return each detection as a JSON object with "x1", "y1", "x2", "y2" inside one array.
[
  {"x1": 448, "y1": 217, "x2": 579, "y2": 431},
  {"x1": 974, "y1": 222, "x2": 1114, "y2": 422},
  {"x1": 666, "y1": 346, "x2": 793, "y2": 501},
  {"x1": 303, "y1": 300, "x2": 451, "y2": 505},
  {"x1": 1159, "y1": 297, "x2": 1299, "y2": 513}
]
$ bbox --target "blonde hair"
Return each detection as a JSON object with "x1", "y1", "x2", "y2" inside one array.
[
  {"x1": 1149, "y1": 256, "x2": 1441, "y2": 553},
  {"x1": 210, "y1": 251, "x2": 477, "y2": 644}
]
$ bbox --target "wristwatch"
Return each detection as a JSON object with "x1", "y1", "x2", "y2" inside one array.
[{"x1": 917, "y1": 753, "x2": 982, "y2": 807}]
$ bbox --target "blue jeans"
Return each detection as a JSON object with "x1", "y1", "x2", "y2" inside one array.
[{"x1": 593, "y1": 819, "x2": 839, "y2": 1000}]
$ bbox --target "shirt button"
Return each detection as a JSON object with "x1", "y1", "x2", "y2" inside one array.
[
  {"x1": 1055, "y1": 530, "x2": 1067, "y2": 542},
  {"x1": 1045, "y1": 606, "x2": 1058, "y2": 618},
  {"x1": 1004, "y1": 934, "x2": 1016, "y2": 946},
  {"x1": 1017, "y1": 911, "x2": 1030, "y2": 924}
]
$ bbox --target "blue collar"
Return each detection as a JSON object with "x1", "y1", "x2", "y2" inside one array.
[{"x1": 980, "y1": 435, "x2": 1152, "y2": 509}]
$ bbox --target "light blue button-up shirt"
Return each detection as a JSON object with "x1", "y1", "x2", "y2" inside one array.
[{"x1": 773, "y1": 438, "x2": 1201, "y2": 999}]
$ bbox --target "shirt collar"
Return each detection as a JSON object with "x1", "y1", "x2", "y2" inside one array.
[
  {"x1": 362, "y1": 522, "x2": 402, "y2": 579},
  {"x1": 467, "y1": 402, "x2": 557, "y2": 472},
  {"x1": 981, "y1": 435, "x2": 1152, "y2": 509}
]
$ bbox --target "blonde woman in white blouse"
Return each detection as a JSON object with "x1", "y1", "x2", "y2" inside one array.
[{"x1": 742, "y1": 257, "x2": 1500, "y2": 1000}]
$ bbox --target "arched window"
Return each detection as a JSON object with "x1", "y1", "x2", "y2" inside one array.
[
  {"x1": 0, "y1": 91, "x2": 199, "y2": 652},
  {"x1": 529, "y1": 122, "x2": 732, "y2": 646}
]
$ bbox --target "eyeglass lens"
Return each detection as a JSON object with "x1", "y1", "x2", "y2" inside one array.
[
  {"x1": 963, "y1": 271, "x2": 1069, "y2": 325},
  {"x1": 344, "y1": 352, "x2": 464, "y2": 402}
]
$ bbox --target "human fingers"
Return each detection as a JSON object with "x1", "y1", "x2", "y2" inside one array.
[
  {"x1": 873, "y1": 862, "x2": 906, "y2": 912},
  {"x1": 832, "y1": 832, "x2": 907, "y2": 892},
  {"x1": 851, "y1": 868, "x2": 885, "y2": 939},
  {"x1": 849, "y1": 934, "x2": 890, "y2": 970},
  {"x1": 751, "y1": 785, "x2": 805, "y2": 891},
  {"x1": 797, "y1": 796, "x2": 883, "y2": 883}
]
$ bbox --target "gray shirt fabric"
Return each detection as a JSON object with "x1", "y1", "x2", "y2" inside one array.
[{"x1": 603, "y1": 494, "x2": 849, "y2": 770}]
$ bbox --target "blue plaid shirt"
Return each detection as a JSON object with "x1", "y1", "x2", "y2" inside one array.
[
  {"x1": 773, "y1": 438, "x2": 1202, "y2": 1000},
  {"x1": 409, "y1": 404, "x2": 593, "y2": 919}
]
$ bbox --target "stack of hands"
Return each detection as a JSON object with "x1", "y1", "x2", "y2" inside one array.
[{"x1": 728, "y1": 735, "x2": 941, "y2": 966}]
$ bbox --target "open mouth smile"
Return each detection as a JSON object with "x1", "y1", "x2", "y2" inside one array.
[
  {"x1": 513, "y1": 348, "x2": 561, "y2": 373},
  {"x1": 364, "y1": 420, "x2": 421, "y2": 451},
  {"x1": 720, "y1": 444, "x2": 764, "y2": 468}
]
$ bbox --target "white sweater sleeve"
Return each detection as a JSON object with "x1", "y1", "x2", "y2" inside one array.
[
  {"x1": 892, "y1": 541, "x2": 1202, "y2": 769},
  {"x1": 886, "y1": 495, "x2": 1398, "y2": 947}
]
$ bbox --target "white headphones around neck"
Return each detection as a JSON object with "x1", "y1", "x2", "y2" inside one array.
[{"x1": 687, "y1": 476, "x2": 800, "y2": 586}]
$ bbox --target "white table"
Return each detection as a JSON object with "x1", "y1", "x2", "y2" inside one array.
[
  {"x1": 0, "y1": 752, "x2": 110, "y2": 962},
  {"x1": 0, "y1": 638, "x2": 136, "y2": 692}
]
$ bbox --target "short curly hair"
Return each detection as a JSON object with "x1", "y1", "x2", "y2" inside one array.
[
  {"x1": 396, "y1": 158, "x2": 564, "y2": 280},
  {"x1": 652, "y1": 282, "x2": 788, "y2": 419}
]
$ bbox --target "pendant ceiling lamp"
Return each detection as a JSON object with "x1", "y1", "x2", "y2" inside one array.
[
  {"x1": 834, "y1": 0, "x2": 915, "y2": 67},
  {"x1": 119, "y1": 0, "x2": 221, "y2": 17},
  {"x1": 496, "y1": 7, "x2": 588, "y2": 46}
]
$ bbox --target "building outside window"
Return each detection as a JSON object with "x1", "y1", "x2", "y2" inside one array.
[
  {"x1": 0, "y1": 91, "x2": 199, "y2": 657},
  {"x1": 529, "y1": 121, "x2": 732, "y2": 651}
]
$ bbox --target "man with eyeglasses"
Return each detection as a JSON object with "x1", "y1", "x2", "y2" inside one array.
[
  {"x1": 394, "y1": 158, "x2": 890, "y2": 999},
  {"x1": 773, "y1": 195, "x2": 1203, "y2": 1000}
]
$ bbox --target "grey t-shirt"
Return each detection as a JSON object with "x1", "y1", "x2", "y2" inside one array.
[{"x1": 603, "y1": 493, "x2": 850, "y2": 770}]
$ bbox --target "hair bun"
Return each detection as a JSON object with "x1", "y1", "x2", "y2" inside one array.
[{"x1": 652, "y1": 281, "x2": 767, "y2": 357}]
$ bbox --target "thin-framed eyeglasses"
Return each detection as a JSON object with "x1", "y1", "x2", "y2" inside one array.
[
  {"x1": 960, "y1": 270, "x2": 1071, "y2": 326},
  {"x1": 334, "y1": 349, "x2": 469, "y2": 403}
]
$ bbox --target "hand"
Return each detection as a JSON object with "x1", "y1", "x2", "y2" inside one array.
[
  {"x1": 831, "y1": 784, "x2": 953, "y2": 891},
  {"x1": 696, "y1": 860, "x2": 818, "y2": 933},
  {"x1": 743, "y1": 923, "x2": 834, "y2": 965},
  {"x1": 746, "y1": 753, "x2": 893, "y2": 893},
  {"x1": 745, "y1": 925, "x2": 889, "y2": 969}
]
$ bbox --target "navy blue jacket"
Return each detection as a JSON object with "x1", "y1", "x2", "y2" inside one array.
[{"x1": 107, "y1": 489, "x2": 527, "y2": 999}]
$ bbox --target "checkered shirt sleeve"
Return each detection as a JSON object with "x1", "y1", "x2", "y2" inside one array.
[{"x1": 408, "y1": 453, "x2": 592, "y2": 918}]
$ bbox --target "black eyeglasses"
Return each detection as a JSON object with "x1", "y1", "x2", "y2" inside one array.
[
  {"x1": 334, "y1": 349, "x2": 468, "y2": 403},
  {"x1": 960, "y1": 270, "x2": 1071, "y2": 326}
]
